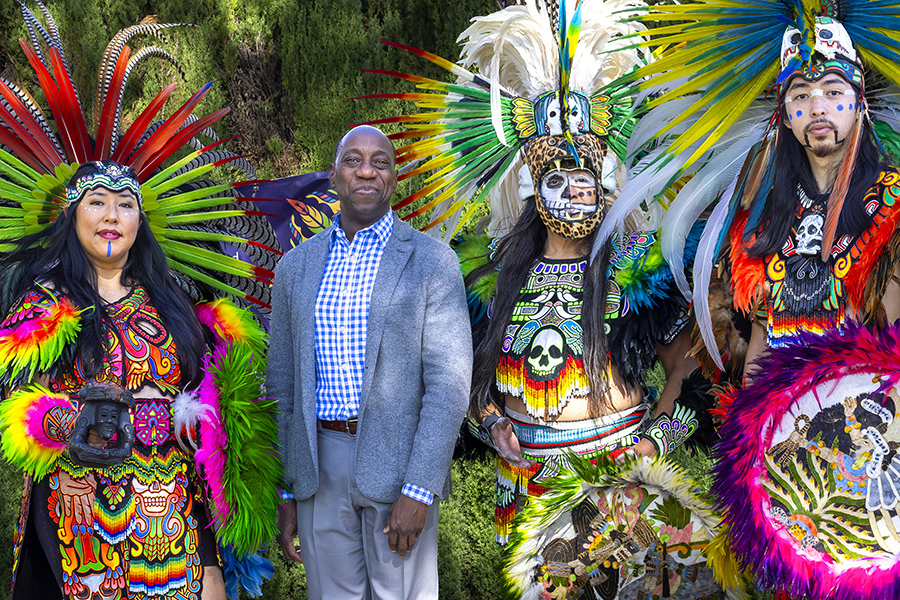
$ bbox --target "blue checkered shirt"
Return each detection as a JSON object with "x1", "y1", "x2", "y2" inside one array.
[{"x1": 313, "y1": 211, "x2": 433, "y2": 505}]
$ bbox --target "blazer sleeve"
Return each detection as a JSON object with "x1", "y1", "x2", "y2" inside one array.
[
  {"x1": 267, "y1": 252, "x2": 297, "y2": 442},
  {"x1": 403, "y1": 244, "x2": 473, "y2": 498}
]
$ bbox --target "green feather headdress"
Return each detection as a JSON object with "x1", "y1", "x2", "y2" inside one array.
[{"x1": 357, "y1": 0, "x2": 652, "y2": 240}]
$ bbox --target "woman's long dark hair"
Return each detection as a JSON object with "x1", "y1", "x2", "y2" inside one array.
[
  {"x1": 747, "y1": 116, "x2": 889, "y2": 257},
  {"x1": 0, "y1": 163, "x2": 206, "y2": 389},
  {"x1": 467, "y1": 200, "x2": 611, "y2": 419}
]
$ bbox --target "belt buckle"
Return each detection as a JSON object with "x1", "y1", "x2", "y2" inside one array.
[{"x1": 345, "y1": 417, "x2": 358, "y2": 435}]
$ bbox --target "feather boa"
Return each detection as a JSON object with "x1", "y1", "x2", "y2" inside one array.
[
  {"x1": 195, "y1": 298, "x2": 266, "y2": 355},
  {"x1": 712, "y1": 322, "x2": 900, "y2": 600},
  {"x1": 0, "y1": 385, "x2": 75, "y2": 479},
  {"x1": 195, "y1": 340, "x2": 282, "y2": 556},
  {"x1": 0, "y1": 293, "x2": 81, "y2": 387}
]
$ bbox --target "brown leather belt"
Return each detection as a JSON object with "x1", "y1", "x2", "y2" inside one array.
[{"x1": 319, "y1": 418, "x2": 358, "y2": 435}]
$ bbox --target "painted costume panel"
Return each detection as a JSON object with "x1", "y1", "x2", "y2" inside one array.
[{"x1": 713, "y1": 324, "x2": 900, "y2": 600}]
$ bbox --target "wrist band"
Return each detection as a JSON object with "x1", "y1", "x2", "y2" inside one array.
[
  {"x1": 478, "y1": 413, "x2": 502, "y2": 446},
  {"x1": 639, "y1": 404, "x2": 698, "y2": 456}
]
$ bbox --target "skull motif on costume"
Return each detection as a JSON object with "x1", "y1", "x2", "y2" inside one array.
[
  {"x1": 795, "y1": 214, "x2": 824, "y2": 255},
  {"x1": 781, "y1": 16, "x2": 857, "y2": 67},
  {"x1": 528, "y1": 327, "x2": 565, "y2": 379}
]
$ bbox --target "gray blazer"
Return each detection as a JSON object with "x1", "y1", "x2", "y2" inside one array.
[{"x1": 267, "y1": 213, "x2": 472, "y2": 503}]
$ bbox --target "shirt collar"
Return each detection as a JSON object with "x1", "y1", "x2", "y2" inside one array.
[{"x1": 333, "y1": 210, "x2": 394, "y2": 246}]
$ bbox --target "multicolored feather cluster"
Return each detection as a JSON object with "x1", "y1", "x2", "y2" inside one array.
[
  {"x1": 193, "y1": 315, "x2": 281, "y2": 556},
  {"x1": 0, "y1": 385, "x2": 76, "y2": 480},
  {"x1": 195, "y1": 297, "x2": 267, "y2": 356},
  {"x1": 712, "y1": 322, "x2": 900, "y2": 600},
  {"x1": 357, "y1": 0, "x2": 650, "y2": 240},
  {"x1": 0, "y1": 288, "x2": 81, "y2": 388},
  {"x1": 0, "y1": 1, "x2": 280, "y2": 307},
  {"x1": 506, "y1": 452, "x2": 733, "y2": 598}
]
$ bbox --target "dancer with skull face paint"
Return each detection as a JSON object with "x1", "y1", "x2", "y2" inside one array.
[{"x1": 361, "y1": 2, "x2": 726, "y2": 598}]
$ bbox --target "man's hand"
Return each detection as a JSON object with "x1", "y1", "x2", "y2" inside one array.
[
  {"x1": 630, "y1": 438, "x2": 657, "y2": 457},
  {"x1": 491, "y1": 417, "x2": 538, "y2": 468},
  {"x1": 276, "y1": 499, "x2": 302, "y2": 563},
  {"x1": 58, "y1": 470, "x2": 96, "y2": 527},
  {"x1": 383, "y1": 494, "x2": 429, "y2": 558}
]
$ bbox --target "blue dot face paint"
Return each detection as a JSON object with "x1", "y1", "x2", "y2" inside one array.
[
  {"x1": 797, "y1": 110, "x2": 803, "y2": 117},
  {"x1": 837, "y1": 104, "x2": 844, "y2": 111},
  {"x1": 107, "y1": 240, "x2": 112, "y2": 258},
  {"x1": 849, "y1": 103, "x2": 854, "y2": 111}
]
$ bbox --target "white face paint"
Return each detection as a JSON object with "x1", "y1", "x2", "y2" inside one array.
[{"x1": 539, "y1": 169, "x2": 599, "y2": 222}]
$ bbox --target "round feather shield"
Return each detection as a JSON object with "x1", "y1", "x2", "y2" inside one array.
[
  {"x1": 713, "y1": 323, "x2": 900, "y2": 600},
  {"x1": 506, "y1": 455, "x2": 724, "y2": 600}
]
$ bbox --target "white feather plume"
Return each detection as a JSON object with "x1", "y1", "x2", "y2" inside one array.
[{"x1": 172, "y1": 391, "x2": 212, "y2": 452}]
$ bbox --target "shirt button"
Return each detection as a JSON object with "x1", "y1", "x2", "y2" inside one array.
[
  {"x1": 341, "y1": 363, "x2": 350, "y2": 373},
  {"x1": 340, "y1": 326, "x2": 347, "y2": 335}
]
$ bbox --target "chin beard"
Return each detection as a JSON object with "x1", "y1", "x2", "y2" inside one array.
[{"x1": 804, "y1": 129, "x2": 846, "y2": 158}]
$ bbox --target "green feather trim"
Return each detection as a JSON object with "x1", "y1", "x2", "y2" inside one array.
[
  {"x1": 454, "y1": 234, "x2": 497, "y2": 305},
  {"x1": 208, "y1": 341, "x2": 283, "y2": 555}
]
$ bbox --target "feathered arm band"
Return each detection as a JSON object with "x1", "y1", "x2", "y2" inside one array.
[
  {"x1": 0, "y1": 290, "x2": 81, "y2": 389},
  {"x1": 0, "y1": 385, "x2": 77, "y2": 479}
]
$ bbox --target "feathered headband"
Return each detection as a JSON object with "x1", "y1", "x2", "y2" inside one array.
[
  {"x1": 0, "y1": 1, "x2": 279, "y2": 307},
  {"x1": 357, "y1": 0, "x2": 651, "y2": 239},
  {"x1": 66, "y1": 162, "x2": 143, "y2": 207}
]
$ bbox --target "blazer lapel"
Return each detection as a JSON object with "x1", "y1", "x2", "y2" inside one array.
[{"x1": 359, "y1": 213, "x2": 412, "y2": 413}]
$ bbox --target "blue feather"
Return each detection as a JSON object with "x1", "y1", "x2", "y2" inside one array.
[{"x1": 220, "y1": 544, "x2": 275, "y2": 600}]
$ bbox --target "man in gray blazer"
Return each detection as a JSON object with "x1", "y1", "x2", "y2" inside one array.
[{"x1": 268, "y1": 125, "x2": 472, "y2": 599}]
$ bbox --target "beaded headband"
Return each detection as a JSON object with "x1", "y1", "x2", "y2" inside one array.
[{"x1": 66, "y1": 162, "x2": 142, "y2": 208}]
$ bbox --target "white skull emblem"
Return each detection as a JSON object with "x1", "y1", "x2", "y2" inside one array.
[
  {"x1": 795, "y1": 214, "x2": 824, "y2": 255},
  {"x1": 527, "y1": 328, "x2": 564, "y2": 378}
]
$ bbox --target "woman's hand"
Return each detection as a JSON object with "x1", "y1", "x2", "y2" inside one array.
[
  {"x1": 491, "y1": 417, "x2": 538, "y2": 468},
  {"x1": 58, "y1": 470, "x2": 96, "y2": 527}
]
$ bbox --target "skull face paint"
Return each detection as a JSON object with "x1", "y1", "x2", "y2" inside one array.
[
  {"x1": 539, "y1": 169, "x2": 598, "y2": 222},
  {"x1": 524, "y1": 134, "x2": 609, "y2": 239}
]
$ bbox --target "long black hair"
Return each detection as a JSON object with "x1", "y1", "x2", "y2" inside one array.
[
  {"x1": 467, "y1": 200, "x2": 612, "y2": 419},
  {"x1": 0, "y1": 162, "x2": 206, "y2": 389},
  {"x1": 747, "y1": 114, "x2": 889, "y2": 258}
]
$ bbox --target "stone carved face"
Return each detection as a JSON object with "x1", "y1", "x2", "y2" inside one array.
[
  {"x1": 528, "y1": 328, "x2": 565, "y2": 378},
  {"x1": 795, "y1": 214, "x2": 824, "y2": 255},
  {"x1": 94, "y1": 401, "x2": 121, "y2": 441}
]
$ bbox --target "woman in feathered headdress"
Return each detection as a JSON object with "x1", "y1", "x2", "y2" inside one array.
[
  {"x1": 0, "y1": 4, "x2": 280, "y2": 599},
  {"x1": 361, "y1": 1, "x2": 726, "y2": 598}
]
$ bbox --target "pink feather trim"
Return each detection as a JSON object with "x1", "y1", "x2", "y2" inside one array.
[
  {"x1": 712, "y1": 322, "x2": 900, "y2": 600},
  {"x1": 194, "y1": 356, "x2": 230, "y2": 524}
]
